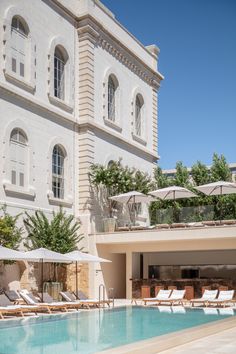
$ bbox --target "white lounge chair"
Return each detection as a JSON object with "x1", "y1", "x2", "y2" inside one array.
[
  {"x1": 207, "y1": 290, "x2": 235, "y2": 307},
  {"x1": 0, "y1": 294, "x2": 39, "y2": 319},
  {"x1": 158, "y1": 290, "x2": 186, "y2": 306},
  {"x1": 19, "y1": 291, "x2": 72, "y2": 313},
  {"x1": 190, "y1": 290, "x2": 218, "y2": 307},
  {"x1": 143, "y1": 289, "x2": 172, "y2": 305}
]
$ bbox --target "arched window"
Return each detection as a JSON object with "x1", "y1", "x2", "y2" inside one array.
[
  {"x1": 135, "y1": 94, "x2": 144, "y2": 137},
  {"x1": 10, "y1": 128, "x2": 28, "y2": 187},
  {"x1": 52, "y1": 145, "x2": 65, "y2": 199},
  {"x1": 54, "y1": 46, "x2": 67, "y2": 100},
  {"x1": 108, "y1": 75, "x2": 117, "y2": 122},
  {"x1": 11, "y1": 16, "x2": 29, "y2": 78}
]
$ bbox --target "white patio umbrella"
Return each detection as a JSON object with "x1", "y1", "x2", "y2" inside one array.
[
  {"x1": 23, "y1": 248, "x2": 71, "y2": 301},
  {"x1": 195, "y1": 181, "x2": 236, "y2": 196},
  {"x1": 149, "y1": 186, "x2": 197, "y2": 223},
  {"x1": 195, "y1": 181, "x2": 236, "y2": 222},
  {"x1": 0, "y1": 245, "x2": 27, "y2": 260},
  {"x1": 109, "y1": 191, "x2": 153, "y2": 225},
  {"x1": 66, "y1": 250, "x2": 111, "y2": 296},
  {"x1": 150, "y1": 185, "x2": 197, "y2": 200}
]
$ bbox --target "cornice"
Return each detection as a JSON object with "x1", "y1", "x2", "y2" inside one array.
[
  {"x1": 0, "y1": 82, "x2": 75, "y2": 126},
  {"x1": 77, "y1": 16, "x2": 164, "y2": 90},
  {"x1": 78, "y1": 117, "x2": 160, "y2": 161}
]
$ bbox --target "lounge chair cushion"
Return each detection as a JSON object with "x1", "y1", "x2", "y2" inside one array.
[
  {"x1": 61, "y1": 291, "x2": 76, "y2": 302},
  {"x1": 212, "y1": 290, "x2": 234, "y2": 302},
  {"x1": 0, "y1": 294, "x2": 12, "y2": 306},
  {"x1": 4, "y1": 290, "x2": 21, "y2": 302},
  {"x1": 169, "y1": 290, "x2": 186, "y2": 300},
  {"x1": 19, "y1": 291, "x2": 39, "y2": 305},
  {"x1": 76, "y1": 291, "x2": 88, "y2": 300},
  {"x1": 38, "y1": 293, "x2": 54, "y2": 303}
]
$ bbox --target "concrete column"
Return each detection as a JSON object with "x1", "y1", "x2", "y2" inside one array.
[{"x1": 126, "y1": 251, "x2": 133, "y2": 299}]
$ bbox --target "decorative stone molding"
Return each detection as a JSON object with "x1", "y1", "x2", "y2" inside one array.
[{"x1": 77, "y1": 16, "x2": 163, "y2": 90}]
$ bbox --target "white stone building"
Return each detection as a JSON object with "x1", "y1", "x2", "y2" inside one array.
[{"x1": 0, "y1": 0, "x2": 163, "y2": 293}]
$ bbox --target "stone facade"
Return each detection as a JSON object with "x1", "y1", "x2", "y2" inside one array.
[{"x1": 0, "y1": 0, "x2": 163, "y2": 296}]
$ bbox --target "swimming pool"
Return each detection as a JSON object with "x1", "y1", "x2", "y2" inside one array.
[{"x1": 0, "y1": 306, "x2": 235, "y2": 353}]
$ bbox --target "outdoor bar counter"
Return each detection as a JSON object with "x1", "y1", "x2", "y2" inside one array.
[{"x1": 132, "y1": 278, "x2": 236, "y2": 299}]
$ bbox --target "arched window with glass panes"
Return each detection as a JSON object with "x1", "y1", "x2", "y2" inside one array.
[
  {"x1": 52, "y1": 145, "x2": 65, "y2": 199},
  {"x1": 11, "y1": 16, "x2": 29, "y2": 78},
  {"x1": 135, "y1": 94, "x2": 144, "y2": 137},
  {"x1": 10, "y1": 128, "x2": 28, "y2": 187},
  {"x1": 108, "y1": 75, "x2": 117, "y2": 122},
  {"x1": 54, "y1": 46, "x2": 67, "y2": 100}
]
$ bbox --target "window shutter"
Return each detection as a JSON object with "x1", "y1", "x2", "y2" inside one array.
[{"x1": 9, "y1": 137, "x2": 27, "y2": 188}]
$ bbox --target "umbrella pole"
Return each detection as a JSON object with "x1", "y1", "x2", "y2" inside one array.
[
  {"x1": 41, "y1": 259, "x2": 44, "y2": 302},
  {"x1": 75, "y1": 261, "x2": 78, "y2": 298},
  {"x1": 220, "y1": 186, "x2": 222, "y2": 224},
  {"x1": 134, "y1": 196, "x2": 136, "y2": 227}
]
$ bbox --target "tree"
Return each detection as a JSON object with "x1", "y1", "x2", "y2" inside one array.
[
  {"x1": 174, "y1": 161, "x2": 190, "y2": 187},
  {"x1": 191, "y1": 161, "x2": 210, "y2": 186},
  {"x1": 211, "y1": 153, "x2": 232, "y2": 182},
  {"x1": 154, "y1": 166, "x2": 171, "y2": 188},
  {"x1": 24, "y1": 208, "x2": 83, "y2": 253},
  {"x1": 90, "y1": 160, "x2": 153, "y2": 218},
  {"x1": 0, "y1": 206, "x2": 23, "y2": 250},
  {"x1": 132, "y1": 170, "x2": 154, "y2": 194}
]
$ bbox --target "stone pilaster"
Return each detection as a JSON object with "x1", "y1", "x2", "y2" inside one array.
[
  {"x1": 77, "y1": 18, "x2": 99, "y2": 214},
  {"x1": 152, "y1": 89, "x2": 158, "y2": 154}
]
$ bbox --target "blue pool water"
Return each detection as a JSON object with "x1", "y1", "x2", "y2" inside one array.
[{"x1": 0, "y1": 306, "x2": 235, "y2": 353}]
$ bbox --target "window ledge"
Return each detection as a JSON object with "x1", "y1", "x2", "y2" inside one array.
[
  {"x1": 3, "y1": 182, "x2": 36, "y2": 199},
  {"x1": 47, "y1": 193, "x2": 73, "y2": 208},
  {"x1": 103, "y1": 117, "x2": 122, "y2": 132},
  {"x1": 48, "y1": 94, "x2": 74, "y2": 113},
  {"x1": 4, "y1": 70, "x2": 36, "y2": 94},
  {"x1": 132, "y1": 133, "x2": 147, "y2": 146}
]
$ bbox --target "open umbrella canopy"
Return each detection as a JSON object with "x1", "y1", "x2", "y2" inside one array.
[
  {"x1": 109, "y1": 191, "x2": 153, "y2": 204},
  {"x1": 195, "y1": 181, "x2": 236, "y2": 196},
  {"x1": 66, "y1": 250, "x2": 111, "y2": 263},
  {"x1": 150, "y1": 185, "x2": 197, "y2": 200},
  {"x1": 23, "y1": 248, "x2": 71, "y2": 263},
  {"x1": 0, "y1": 246, "x2": 26, "y2": 260}
]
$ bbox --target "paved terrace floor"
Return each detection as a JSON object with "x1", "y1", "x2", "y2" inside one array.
[{"x1": 160, "y1": 326, "x2": 236, "y2": 353}]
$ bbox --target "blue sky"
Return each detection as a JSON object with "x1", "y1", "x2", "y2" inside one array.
[{"x1": 101, "y1": 0, "x2": 236, "y2": 169}]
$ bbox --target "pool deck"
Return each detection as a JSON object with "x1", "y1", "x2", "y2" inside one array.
[{"x1": 160, "y1": 326, "x2": 236, "y2": 353}]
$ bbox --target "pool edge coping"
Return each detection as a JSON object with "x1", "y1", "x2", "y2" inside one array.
[{"x1": 97, "y1": 315, "x2": 236, "y2": 353}]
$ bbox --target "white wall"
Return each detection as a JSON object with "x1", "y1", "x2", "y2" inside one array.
[
  {"x1": 0, "y1": 0, "x2": 76, "y2": 230},
  {"x1": 94, "y1": 45, "x2": 154, "y2": 153}
]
